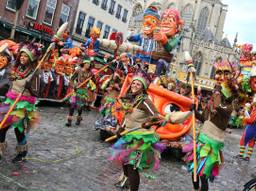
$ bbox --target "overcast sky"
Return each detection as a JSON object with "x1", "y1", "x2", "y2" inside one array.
[{"x1": 222, "y1": 0, "x2": 256, "y2": 50}]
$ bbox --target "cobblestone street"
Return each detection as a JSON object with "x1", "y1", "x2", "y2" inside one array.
[{"x1": 0, "y1": 106, "x2": 255, "y2": 191}]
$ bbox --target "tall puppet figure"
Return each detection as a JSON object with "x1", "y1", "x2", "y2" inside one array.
[
  {"x1": 154, "y1": 8, "x2": 184, "y2": 54},
  {"x1": 127, "y1": 3, "x2": 160, "y2": 64},
  {"x1": 184, "y1": 59, "x2": 239, "y2": 191},
  {"x1": 83, "y1": 27, "x2": 101, "y2": 57},
  {"x1": 153, "y1": 8, "x2": 183, "y2": 77},
  {"x1": 0, "y1": 43, "x2": 41, "y2": 163}
]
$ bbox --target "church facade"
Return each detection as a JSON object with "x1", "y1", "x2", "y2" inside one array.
[{"x1": 129, "y1": 0, "x2": 239, "y2": 84}]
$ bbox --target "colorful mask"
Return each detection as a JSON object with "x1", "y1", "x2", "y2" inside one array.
[
  {"x1": 160, "y1": 8, "x2": 183, "y2": 37},
  {"x1": 55, "y1": 59, "x2": 65, "y2": 75},
  {"x1": 0, "y1": 55, "x2": 8, "y2": 70},
  {"x1": 214, "y1": 60, "x2": 232, "y2": 84},
  {"x1": 142, "y1": 5, "x2": 160, "y2": 36}
]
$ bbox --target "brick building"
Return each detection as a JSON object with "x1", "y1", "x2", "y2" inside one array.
[{"x1": 0, "y1": 0, "x2": 79, "y2": 45}]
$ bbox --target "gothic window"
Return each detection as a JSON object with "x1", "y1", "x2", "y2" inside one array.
[
  {"x1": 167, "y1": 3, "x2": 176, "y2": 9},
  {"x1": 181, "y1": 4, "x2": 193, "y2": 30},
  {"x1": 196, "y1": 7, "x2": 209, "y2": 35},
  {"x1": 193, "y1": 52, "x2": 203, "y2": 76},
  {"x1": 132, "y1": 3, "x2": 143, "y2": 17}
]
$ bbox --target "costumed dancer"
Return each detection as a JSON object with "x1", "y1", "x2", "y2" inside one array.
[
  {"x1": 238, "y1": 100, "x2": 256, "y2": 161},
  {"x1": 0, "y1": 43, "x2": 42, "y2": 162},
  {"x1": 127, "y1": 3, "x2": 160, "y2": 64},
  {"x1": 153, "y1": 8, "x2": 183, "y2": 78},
  {"x1": 109, "y1": 72, "x2": 192, "y2": 191},
  {"x1": 183, "y1": 59, "x2": 239, "y2": 191},
  {"x1": 82, "y1": 26, "x2": 101, "y2": 57},
  {"x1": 65, "y1": 58, "x2": 96, "y2": 127},
  {"x1": 94, "y1": 70, "x2": 124, "y2": 138},
  {"x1": 0, "y1": 44, "x2": 13, "y2": 96},
  {"x1": 53, "y1": 57, "x2": 66, "y2": 99},
  {"x1": 40, "y1": 61, "x2": 54, "y2": 98},
  {"x1": 238, "y1": 66, "x2": 256, "y2": 160}
]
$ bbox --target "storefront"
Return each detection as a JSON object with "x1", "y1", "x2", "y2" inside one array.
[{"x1": 0, "y1": 19, "x2": 52, "y2": 47}]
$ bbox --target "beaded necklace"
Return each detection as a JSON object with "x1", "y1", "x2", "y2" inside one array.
[{"x1": 14, "y1": 65, "x2": 32, "y2": 80}]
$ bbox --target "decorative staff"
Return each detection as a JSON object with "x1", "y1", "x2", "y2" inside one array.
[
  {"x1": 0, "y1": 22, "x2": 69, "y2": 129},
  {"x1": 184, "y1": 51, "x2": 197, "y2": 182}
]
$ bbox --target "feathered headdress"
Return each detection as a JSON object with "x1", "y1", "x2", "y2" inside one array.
[
  {"x1": 214, "y1": 60, "x2": 232, "y2": 71},
  {"x1": 132, "y1": 72, "x2": 151, "y2": 89},
  {"x1": 19, "y1": 42, "x2": 43, "y2": 62}
]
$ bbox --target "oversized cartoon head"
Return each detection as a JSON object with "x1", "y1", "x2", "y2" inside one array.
[
  {"x1": 160, "y1": 8, "x2": 183, "y2": 37},
  {"x1": 142, "y1": 4, "x2": 160, "y2": 36},
  {"x1": 214, "y1": 59, "x2": 233, "y2": 85},
  {"x1": 90, "y1": 27, "x2": 101, "y2": 39},
  {"x1": 0, "y1": 52, "x2": 10, "y2": 70},
  {"x1": 55, "y1": 58, "x2": 65, "y2": 75}
]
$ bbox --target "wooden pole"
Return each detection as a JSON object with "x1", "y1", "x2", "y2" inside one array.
[
  {"x1": 105, "y1": 127, "x2": 141, "y2": 142},
  {"x1": 190, "y1": 72, "x2": 197, "y2": 182}
]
